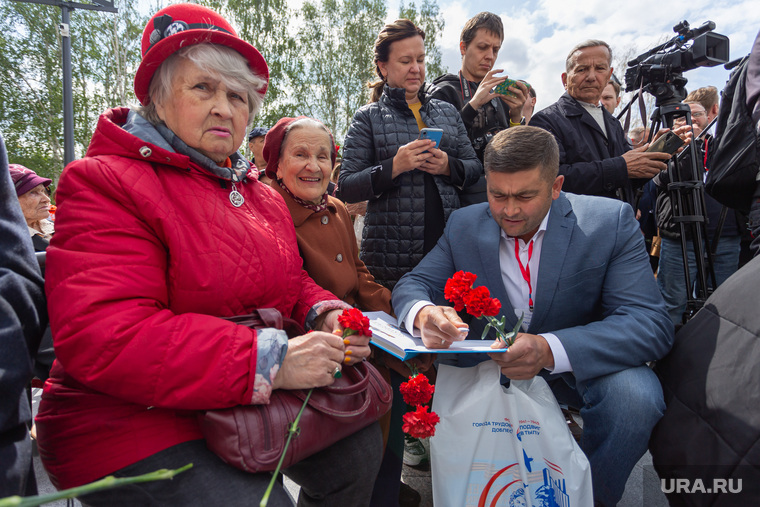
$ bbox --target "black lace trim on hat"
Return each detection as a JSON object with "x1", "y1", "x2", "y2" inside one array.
[{"x1": 146, "y1": 14, "x2": 234, "y2": 55}]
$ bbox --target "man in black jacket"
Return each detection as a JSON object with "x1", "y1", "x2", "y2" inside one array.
[
  {"x1": 531, "y1": 40, "x2": 671, "y2": 207},
  {"x1": 0, "y1": 134, "x2": 47, "y2": 497},
  {"x1": 430, "y1": 12, "x2": 529, "y2": 205}
]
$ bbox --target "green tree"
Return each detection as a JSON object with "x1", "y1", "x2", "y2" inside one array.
[
  {"x1": 78, "y1": 2, "x2": 145, "y2": 114},
  {"x1": 202, "y1": 0, "x2": 302, "y2": 129},
  {"x1": 0, "y1": 0, "x2": 448, "y2": 176},
  {"x1": 0, "y1": 2, "x2": 65, "y2": 181},
  {"x1": 0, "y1": 1, "x2": 145, "y2": 184},
  {"x1": 294, "y1": 0, "x2": 386, "y2": 141},
  {"x1": 70, "y1": 2, "x2": 145, "y2": 164},
  {"x1": 399, "y1": 0, "x2": 446, "y2": 81}
]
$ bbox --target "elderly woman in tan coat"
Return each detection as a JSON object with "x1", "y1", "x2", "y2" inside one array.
[
  {"x1": 264, "y1": 116, "x2": 392, "y2": 314},
  {"x1": 265, "y1": 116, "x2": 437, "y2": 505}
]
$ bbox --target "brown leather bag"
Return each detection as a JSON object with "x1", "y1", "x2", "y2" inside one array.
[{"x1": 198, "y1": 309, "x2": 393, "y2": 473}]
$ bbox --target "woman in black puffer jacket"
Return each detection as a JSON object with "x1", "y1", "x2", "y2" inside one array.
[{"x1": 339, "y1": 19, "x2": 481, "y2": 290}]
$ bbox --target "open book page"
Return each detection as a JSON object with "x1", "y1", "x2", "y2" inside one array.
[{"x1": 365, "y1": 311, "x2": 496, "y2": 361}]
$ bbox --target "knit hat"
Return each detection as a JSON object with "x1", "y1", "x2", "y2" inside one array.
[
  {"x1": 248, "y1": 126, "x2": 269, "y2": 141},
  {"x1": 134, "y1": 3, "x2": 269, "y2": 106},
  {"x1": 9, "y1": 164, "x2": 51, "y2": 197},
  {"x1": 263, "y1": 117, "x2": 337, "y2": 181}
]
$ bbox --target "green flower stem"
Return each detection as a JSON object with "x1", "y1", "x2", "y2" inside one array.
[
  {"x1": 403, "y1": 361, "x2": 419, "y2": 377},
  {"x1": 0, "y1": 464, "x2": 192, "y2": 507},
  {"x1": 481, "y1": 312, "x2": 524, "y2": 347},
  {"x1": 260, "y1": 388, "x2": 314, "y2": 507}
]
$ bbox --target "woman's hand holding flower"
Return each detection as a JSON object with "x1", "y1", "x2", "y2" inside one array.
[
  {"x1": 332, "y1": 308, "x2": 372, "y2": 366},
  {"x1": 320, "y1": 309, "x2": 344, "y2": 333},
  {"x1": 272, "y1": 331, "x2": 345, "y2": 390}
]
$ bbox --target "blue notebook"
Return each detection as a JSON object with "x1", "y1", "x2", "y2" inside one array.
[{"x1": 365, "y1": 311, "x2": 496, "y2": 361}]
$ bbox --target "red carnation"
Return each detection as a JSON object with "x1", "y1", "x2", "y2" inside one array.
[
  {"x1": 443, "y1": 272, "x2": 516, "y2": 348},
  {"x1": 444, "y1": 271, "x2": 477, "y2": 311},
  {"x1": 402, "y1": 405, "x2": 441, "y2": 439},
  {"x1": 399, "y1": 374, "x2": 435, "y2": 406},
  {"x1": 483, "y1": 297, "x2": 501, "y2": 317},
  {"x1": 337, "y1": 308, "x2": 372, "y2": 337},
  {"x1": 462, "y1": 286, "x2": 502, "y2": 318}
]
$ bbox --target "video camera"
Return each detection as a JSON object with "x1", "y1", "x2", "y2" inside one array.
[{"x1": 625, "y1": 21, "x2": 729, "y2": 104}]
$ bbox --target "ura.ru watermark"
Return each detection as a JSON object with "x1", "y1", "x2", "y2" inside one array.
[{"x1": 660, "y1": 478, "x2": 742, "y2": 494}]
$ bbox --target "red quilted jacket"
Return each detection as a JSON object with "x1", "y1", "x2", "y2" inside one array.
[{"x1": 35, "y1": 108, "x2": 338, "y2": 488}]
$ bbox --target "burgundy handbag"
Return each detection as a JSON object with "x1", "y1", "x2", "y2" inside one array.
[{"x1": 198, "y1": 309, "x2": 393, "y2": 473}]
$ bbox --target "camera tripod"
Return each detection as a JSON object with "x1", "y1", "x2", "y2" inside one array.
[{"x1": 649, "y1": 99, "x2": 717, "y2": 325}]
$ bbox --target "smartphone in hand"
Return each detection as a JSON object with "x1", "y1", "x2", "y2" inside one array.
[
  {"x1": 419, "y1": 128, "x2": 443, "y2": 148},
  {"x1": 494, "y1": 79, "x2": 531, "y2": 98},
  {"x1": 646, "y1": 131, "x2": 685, "y2": 155}
]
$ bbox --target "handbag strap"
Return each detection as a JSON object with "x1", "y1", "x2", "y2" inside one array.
[
  {"x1": 319, "y1": 361, "x2": 371, "y2": 394},
  {"x1": 295, "y1": 362, "x2": 376, "y2": 417},
  {"x1": 256, "y1": 308, "x2": 284, "y2": 329}
]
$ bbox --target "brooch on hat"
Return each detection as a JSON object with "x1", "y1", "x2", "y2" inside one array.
[{"x1": 149, "y1": 14, "x2": 189, "y2": 46}]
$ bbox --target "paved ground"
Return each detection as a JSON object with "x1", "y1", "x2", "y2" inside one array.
[{"x1": 32, "y1": 389, "x2": 668, "y2": 506}]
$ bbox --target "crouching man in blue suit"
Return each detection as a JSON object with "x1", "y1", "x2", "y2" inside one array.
[{"x1": 392, "y1": 126, "x2": 674, "y2": 506}]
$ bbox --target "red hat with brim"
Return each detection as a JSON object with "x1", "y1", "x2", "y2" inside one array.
[{"x1": 134, "y1": 3, "x2": 269, "y2": 106}]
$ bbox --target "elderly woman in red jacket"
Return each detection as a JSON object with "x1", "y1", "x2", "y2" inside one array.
[{"x1": 34, "y1": 4, "x2": 380, "y2": 506}]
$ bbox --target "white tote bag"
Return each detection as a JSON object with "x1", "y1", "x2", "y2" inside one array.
[{"x1": 431, "y1": 360, "x2": 593, "y2": 507}]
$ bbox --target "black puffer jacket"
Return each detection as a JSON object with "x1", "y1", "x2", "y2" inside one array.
[{"x1": 339, "y1": 84, "x2": 481, "y2": 288}]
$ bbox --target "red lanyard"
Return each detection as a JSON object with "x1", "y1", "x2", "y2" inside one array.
[{"x1": 514, "y1": 238, "x2": 534, "y2": 311}]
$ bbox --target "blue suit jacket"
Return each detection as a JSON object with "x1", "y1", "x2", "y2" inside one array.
[{"x1": 392, "y1": 192, "x2": 674, "y2": 385}]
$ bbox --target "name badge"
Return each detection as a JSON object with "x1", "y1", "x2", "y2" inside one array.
[{"x1": 515, "y1": 308, "x2": 533, "y2": 330}]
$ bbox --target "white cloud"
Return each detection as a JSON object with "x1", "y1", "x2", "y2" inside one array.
[{"x1": 433, "y1": 0, "x2": 759, "y2": 115}]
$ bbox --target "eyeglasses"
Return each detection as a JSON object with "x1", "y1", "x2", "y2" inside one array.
[{"x1": 691, "y1": 112, "x2": 706, "y2": 118}]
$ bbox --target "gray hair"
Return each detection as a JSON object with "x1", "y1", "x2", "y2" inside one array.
[
  {"x1": 565, "y1": 40, "x2": 612, "y2": 72},
  {"x1": 137, "y1": 44, "x2": 266, "y2": 126},
  {"x1": 281, "y1": 118, "x2": 336, "y2": 161},
  {"x1": 284, "y1": 117, "x2": 333, "y2": 142}
]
